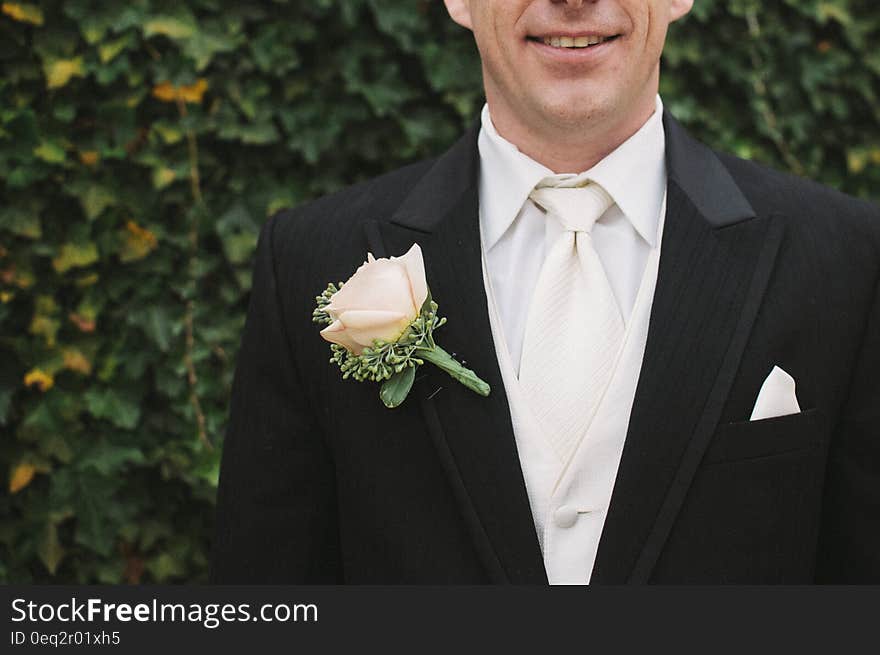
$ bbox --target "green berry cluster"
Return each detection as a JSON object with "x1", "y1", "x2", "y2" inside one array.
[{"x1": 312, "y1": 281, "x2": 343, "y2": 326}]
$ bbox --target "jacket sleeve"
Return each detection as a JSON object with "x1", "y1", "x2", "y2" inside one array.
[
  {"x1": 210, "y1": 211, "x2": 341, "y2": 583},
  {"x1": 815, "y1": 268, "x2": 880, "y2": 583}
]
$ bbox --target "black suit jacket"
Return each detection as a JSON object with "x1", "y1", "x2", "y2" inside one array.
[{"x1": 210, "y1": 112, "x2": 880, "y2": 584}]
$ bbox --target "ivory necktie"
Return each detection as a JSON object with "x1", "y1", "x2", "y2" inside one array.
[{"x1": 518, "y1": 178, "x2": 624, "y2": 463}]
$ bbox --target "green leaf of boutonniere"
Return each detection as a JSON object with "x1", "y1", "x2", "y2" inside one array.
[{"x1": 379, "y1": 365, "x2": 417, "y2": 409}]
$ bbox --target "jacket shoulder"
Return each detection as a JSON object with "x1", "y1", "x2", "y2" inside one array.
[
  {"x1": 268, "y1": 157, "x2": 438, "y2": 245},
  {"x1": 716, "y1": 151, "x2": 880, "y2": 247},
  {"x1": 716, "y1": 151, "x2": 880, "y2": 303}
]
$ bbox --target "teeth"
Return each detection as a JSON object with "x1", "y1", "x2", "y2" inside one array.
[{"x1": 542, "y1": 35, "x2": 610, "y2": 48}]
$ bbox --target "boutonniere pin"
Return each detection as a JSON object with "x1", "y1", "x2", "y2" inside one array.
[{"x1": 312, "y1": 243, "x2": 490, "y2": 408}]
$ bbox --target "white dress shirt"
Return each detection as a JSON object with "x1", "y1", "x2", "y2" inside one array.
[
  {"x1": 477, "y1": 97, "x2": 668, "y2": 583},
  {"x1": 478, "y1": 95, "x2": 668, "y2": 375}
]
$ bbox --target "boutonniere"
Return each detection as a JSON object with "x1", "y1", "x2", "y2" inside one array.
[{"x1": 312, "y1": 243, "x2": 490, "y2": 408}]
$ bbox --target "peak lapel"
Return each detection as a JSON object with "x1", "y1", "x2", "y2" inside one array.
[
  {"x1": 590, "y1": 113, "x2": 785, "y2": 583},
  {"x1": 363, "y1": 123, "x2": 548, "y2": 584}
]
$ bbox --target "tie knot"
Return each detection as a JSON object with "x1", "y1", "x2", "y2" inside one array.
[{"x1": 529, "y1": 179, "x2": 614, "y2": 233}]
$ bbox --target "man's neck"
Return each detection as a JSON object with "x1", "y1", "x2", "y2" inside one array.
[{"x1": 485, "y1": 91, "x2": 659, "y2": 174}]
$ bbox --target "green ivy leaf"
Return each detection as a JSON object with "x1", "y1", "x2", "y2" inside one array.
[
  {"x1": 73, "y1": 474, "x2": 122, "y2": 556},
  {"x1": 129, "y1": 305, "x2": 175, "y2": 353},
  {"x1": 71, "y1": 183, "x2": 116, "y2": 221},
  {"x1": 79, "y1": 444, "x2": 145, "y2": 475},
  {"x1": 84, "y1": 388, "x2": 141, "y2": 430},
  {"x1": 0, "y1": 207, "x2": 42, "y2": 239}
]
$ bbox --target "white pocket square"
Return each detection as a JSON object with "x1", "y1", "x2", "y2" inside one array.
[{"x1": 749, "y1": 365, "x2": 801, "y2": 421}]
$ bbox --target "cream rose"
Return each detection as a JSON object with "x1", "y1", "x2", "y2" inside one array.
[{"x1": 320, "y1": 243, "x2": 429, "y2": 355}]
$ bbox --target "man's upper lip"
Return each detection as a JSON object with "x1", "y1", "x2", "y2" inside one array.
[{"x1": 528, "y1": 31, "x2": 621, "y2": 38}]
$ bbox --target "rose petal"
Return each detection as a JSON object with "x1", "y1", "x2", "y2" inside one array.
[
  {"x1": 328, "y1": 258, "x2": 413, "y2": 314},
  {"x1": 320, "y1": 318, "x2": 365, "y2": 354},
  {"x1": 397, "y1": 243, "x2": 428, "y2": 314},
  {"x1": 337, "y1": 309, "x2": 411, "y2": 347}
]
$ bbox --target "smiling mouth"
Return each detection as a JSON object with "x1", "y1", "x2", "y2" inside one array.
[{"x1": 528, "y1": 34, "x2": 621, "y2": 49}]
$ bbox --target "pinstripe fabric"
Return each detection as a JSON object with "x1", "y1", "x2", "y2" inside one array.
[{"x1": 518, "y1": 180, "x2": 622, "y2": 464}]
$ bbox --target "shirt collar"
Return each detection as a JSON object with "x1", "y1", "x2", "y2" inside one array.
[{"x1": 478, "y1": 95, "x2": 667, "y2": 250}]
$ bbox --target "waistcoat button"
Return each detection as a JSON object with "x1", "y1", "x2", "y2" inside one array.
[{"x1": 553, "y1": 505, "x2": 578, "y2": 528}]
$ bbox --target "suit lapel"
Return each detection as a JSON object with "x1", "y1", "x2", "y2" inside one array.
[
  {"x1": 363, "y1": 123, "x2": 548, "y2": 584},
  {"x1": 590, "y1": 114, "x2": 785, "y2": 583}
]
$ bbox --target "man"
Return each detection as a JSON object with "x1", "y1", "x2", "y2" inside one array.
[{"x1": 210, "y1": 0, "x2": 880, "y2": 583}]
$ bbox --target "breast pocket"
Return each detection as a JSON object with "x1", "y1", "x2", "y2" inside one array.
[{"x1": 702, "y1": 407, "x2": 825, "y2": 465}]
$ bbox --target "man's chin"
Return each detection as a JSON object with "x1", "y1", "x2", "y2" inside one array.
[{"x1": 532, "y1": 95, "x2": 612, "y2": 130}]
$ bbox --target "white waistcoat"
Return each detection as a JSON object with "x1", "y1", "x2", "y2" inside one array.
[{"x1": 478, "y1": 194, "x2": 667, "y2": 584}]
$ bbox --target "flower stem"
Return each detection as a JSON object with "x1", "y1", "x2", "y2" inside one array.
[{"x1": 417, "y1": 345, "x2": 490, "y2": 397}]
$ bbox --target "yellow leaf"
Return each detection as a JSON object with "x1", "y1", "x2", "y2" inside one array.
[
  {"x1": 151, "y1": 81, "x2": 177, "y2": 102},
  {"x1": 44, "y1": 57, "x2": 84, "y2": 89},
  {"x1": 0, "y1": 291, "x2": 13, "y2": 303},
  {"x1": 152, "y1": 78, "x2": 208, "y2": 104},
  {"x1": 33, "y1": 139, "x2": 67, "y2": 163},
  {"x1": 119, "y1": 220, "x2": 158, "y2": 262},
  {"x1": 79, "y1": 150, "x2": 100, "y2": 166},
  {"x1": 38, "y1": 522, "x2": 65, "y2": 575},
  {"x1": 154, "y1": 124, "x2": 183, "y2": 144},
  {"x1": 9, "y1": 463, "x2": 36, "y2": 493},
  {"x1": 1, "y1": 2, "x2": 43, "y2": 25},
  {"x1": 98, "y1": 34, "x2": 131, "y2": 63},
  {"x1": 29, "y1": 295, "x2": 60, "y2": 347},
  {"x1": 75, "y1": 272, "x2": 100, "y2": 287},
  {"x1": 62, "y1": 348, "x2": 92, "y2": 375},
  {"x1": 143, "y1": 16, "x2": 195, "y2": 39},
  {"x1": 848, "y1": 150, "x2": 868, "y2": 174},
  {"x1": 179, "y1": 78, "x2": 208, "y2": 103},
  {"x1": 153, "y1": 167, "x2": 176, "y2": 189},
  {"x1": 29, "y1": 315, "x2": 59, "y2": 347},
  {"x1": 52, "y1": 241, "x2": 99, "y2": 273},
  {"x1": 24, "y1": 368, "x2": 54, "y2": 392}
]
